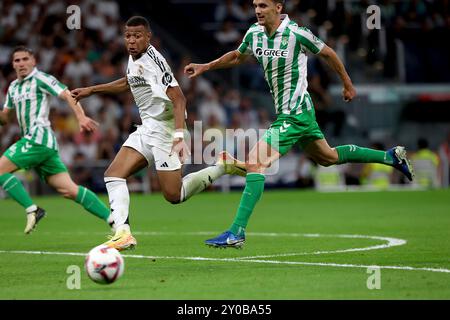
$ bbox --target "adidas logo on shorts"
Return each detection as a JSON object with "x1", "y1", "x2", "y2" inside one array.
[{"x1": 160, "y1": 162, "x2": 169, "y2": 168}]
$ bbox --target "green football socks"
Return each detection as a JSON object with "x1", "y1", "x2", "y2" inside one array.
[
  {"x1": 336, "y1": 145, "x2": 393, "y2": 165},
  {"x1": 230, "y1": 173, "x2": 265, "y2": 236},
  {"x1": 75, "y1": 186, "x2": 110, "y2": 221},
  {"x1": 0, "y1": 173, "x2": 35, "y2": 210}
]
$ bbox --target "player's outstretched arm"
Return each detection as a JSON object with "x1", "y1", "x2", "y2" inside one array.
[
  {"x1": 184, "y1": 50, "x2": 247, "y2": 79},
  {"x1": 71, "y1": 77, "x2": 129, "y2": 101},
  {"x1": 60, "y1": 89, "x2": 99, "y2": 133},
  {"x1": 318, "y1": 45, "x2": 356, "y2": 102}
]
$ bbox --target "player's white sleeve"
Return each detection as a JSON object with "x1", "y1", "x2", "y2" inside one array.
[
  {"x1": 237, "y1": 28, "x2": 255, "y2": 56},
  {"x1": 147, "y1": 48, "x2": 179, "y2": 91},
  {"x1": 4, "y1": 90, "x2": 14, "y2": 110}
]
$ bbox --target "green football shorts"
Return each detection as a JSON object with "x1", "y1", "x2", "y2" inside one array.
[
  {"x1": 262, "y1": 94, "x2": 324, "y2": 155},
  {"x1": 3, "y1": 138, "x2": 68, "y2": 180}
]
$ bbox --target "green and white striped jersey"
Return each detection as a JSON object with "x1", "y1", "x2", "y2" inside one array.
[
  {"x1": 237, "y1": 15, "x2": 325, "y2": 115},
  {"x1": 3, "y1": 68, "x2": 67, "y2": 150}
]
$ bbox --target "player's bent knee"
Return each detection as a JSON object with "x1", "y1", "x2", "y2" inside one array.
[
  {"x1": 317, "y1": 159, "x2": 331, "y2": 167},
  {"x1": 246, "y1": 162, "x2": 267, "y2": 173},
  {"x1": 104, "y1": 164, "x2": 122, "y2": 178},
  {"x1": 322, "y1": 158, "x2": 338, "y2": 167},
  {"x1": 316, "y1": 157, "x2": 335, "y2": 167},
  {"x1": 163, "y1": 191, "x2": 181, "y2": 204},
  {"x1": 315, "y1": 152, "x2": 338, "y2": 167},
  {"x1": 104, "y1": 168, "x2": 114, "y2": 178},
  {"x1": 58, "y1": 188, "x2": 77, "y2": 200}
]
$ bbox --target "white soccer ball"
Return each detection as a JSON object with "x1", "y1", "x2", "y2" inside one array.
[{"x1": 85, "y1": 245, "x2": 124, "y2": 284}]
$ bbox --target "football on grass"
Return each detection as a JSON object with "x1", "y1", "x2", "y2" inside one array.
[{"x1": 85, "y1": 245, "x2": 124, "y2": 284}]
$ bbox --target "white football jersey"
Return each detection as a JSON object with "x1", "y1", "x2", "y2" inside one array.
[{"x1": 126, "y1": 45, "x2": 179, "y2": 123}]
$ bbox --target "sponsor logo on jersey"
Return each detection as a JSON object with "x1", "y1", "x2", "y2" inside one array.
[
  {"x1": 255, "y1": 48, "x2": 289, "y2": 58},
  {"x1": 12, "y1": 92, "x2": 34, "y2": 104},
  {"x1": 127, "y1": 76, "x2": 147, "y2": 87}
]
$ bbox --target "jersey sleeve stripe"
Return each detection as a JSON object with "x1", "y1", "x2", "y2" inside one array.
[
  {"x1": 35, "y1": 78, "x2": 59, "y2": 96},
  {"x1": 4, "y1": 82, "x2": 17, "y2": 109},
  {"x1": 36, "y1": 73, "x2": 67, "y2": 96},
  {"x1": 290, "y1": 27, "x2": 324, "y2": 54},
  {"x1": 237, "y1": 27, "x2": 256, "y2": 55},
  {"x1": 4, "y1": 91, "x2": 14, "y2": 109}
]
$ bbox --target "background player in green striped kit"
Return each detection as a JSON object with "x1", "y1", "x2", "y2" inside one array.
[
  {"x1": 0, "y1": 46, "x2": 111, "y2": 234},
  {"x1": 185, "y1": 0, "x2": 415, "y2": 248}
]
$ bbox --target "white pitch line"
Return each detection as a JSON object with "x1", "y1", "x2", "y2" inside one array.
[
  {"x1": 237, "y1": 234, "x2": 407, "y2": 260},
  {"x1": 132, "y1": 232, "x2": 408, "y2": 260},
  {"x1": 1, "y1": 232, "x2": 446, "y2": 274},
  {"x1": 0, "y1": 249, "x2": 449, "y2": 274},
  {"x1": 5, "y1": 231, "x2": 406, "y2": 258}
]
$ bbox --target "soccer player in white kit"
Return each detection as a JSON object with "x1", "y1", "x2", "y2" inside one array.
[{"x1": 72, "y1": 16, "x2": 245, "y2": 251}]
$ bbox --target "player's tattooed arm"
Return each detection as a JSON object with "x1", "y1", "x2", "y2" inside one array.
[
  {"x1": 318, "y1": 45, "x2": 356, "y2": 102},
  {"x1": 71, "y1": 77, "x2": 129, "y2": 101},
  {"x1": 60, "y1": 89, "x2": 99, "y2": 133},
  {"x1": 184, "y1": 50, "x2": 248, "y2": 78}
]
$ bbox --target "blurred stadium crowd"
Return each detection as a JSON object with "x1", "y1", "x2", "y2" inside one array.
[{"x1": 0, "y1": 0, "x2": 449, "y2": 194}]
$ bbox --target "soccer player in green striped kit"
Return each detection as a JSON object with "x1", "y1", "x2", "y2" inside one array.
[
  {"x1": 0, "y1": 46, "x2": 111, "y2": 234},
  {"x1": 185, "y1": 0, "x2": 415, "y2": 248}
]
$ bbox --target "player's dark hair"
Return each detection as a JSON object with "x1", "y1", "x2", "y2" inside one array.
[
  {"x1": 371, "y1": 142, "x2": 385, "y2": 151},
  {"x1": 12, "y1": 45, "x2": 34, "y2": 57},
  {"x1": 126, "y1": 16, "x2": 151, "y2": 32},
  {"x1": 417, "y1": 138, "x2": 429, "y2": 149},
  {"x1": 272, "y1": 0, "x2": 285, "y2": 6}
]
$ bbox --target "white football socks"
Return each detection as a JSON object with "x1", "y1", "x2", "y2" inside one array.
[
  {"x1": 104, "y1": 177, "x2": 130, "y2": 232},
  {"x1": 180, "y1": 165, "x2": 225, "y2": 202}
]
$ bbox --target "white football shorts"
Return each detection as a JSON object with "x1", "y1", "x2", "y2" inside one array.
[{"x1": 123, "y1": 123, "x2": 181, "y2": 171}]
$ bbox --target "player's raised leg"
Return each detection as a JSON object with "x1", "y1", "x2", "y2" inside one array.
[
  {"x1": 179, "y1": 159, "x2": 245, "y2": 203},
  {"x1": 0, "y1": 155, "x2": 46, "y2": 234},
  {"x1": 46, "y1": 172, "x2": 110, "y2": 222},
  {"x1": 305, "y1": 139, "x2": 415, "y2": 181},
  {"x1": 157, "y1": 150, "x2": 246, "y2": 204},
  {"x1": 205, "y1": 140, "x2": 280, "y2": 248},
  {"x1": 102, "y1": 146, "x2": 146, "y2": 251}
]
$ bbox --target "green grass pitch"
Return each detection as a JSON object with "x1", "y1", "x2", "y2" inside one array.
[{"x1": 0, "y1": 189, "x2": 449, "y2": 299}]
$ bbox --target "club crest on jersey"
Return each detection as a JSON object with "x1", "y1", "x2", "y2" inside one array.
[
  {"x1": 138, "y1": 65, "x2": 144, "y2": 75},
  {"x1": 257, "y1": 34, "x2": 263, "y2": 45},
  {"x1": 255, "y1": 48, "x2": 288, "y2": 58}
]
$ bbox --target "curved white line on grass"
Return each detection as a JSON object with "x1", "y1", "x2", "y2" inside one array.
[
  {"x1": 0, "y1": 249, "x2": 449, "y2": 274},
  {"x1": 3, "y1": 232, "x2": 407, "y2": 258},
  {"x1": 237, "y1": 233, "x2": 407, "y2": 260},
  {"x1": 132, "y1": 231, "x2": 407, "y2": 259}
]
